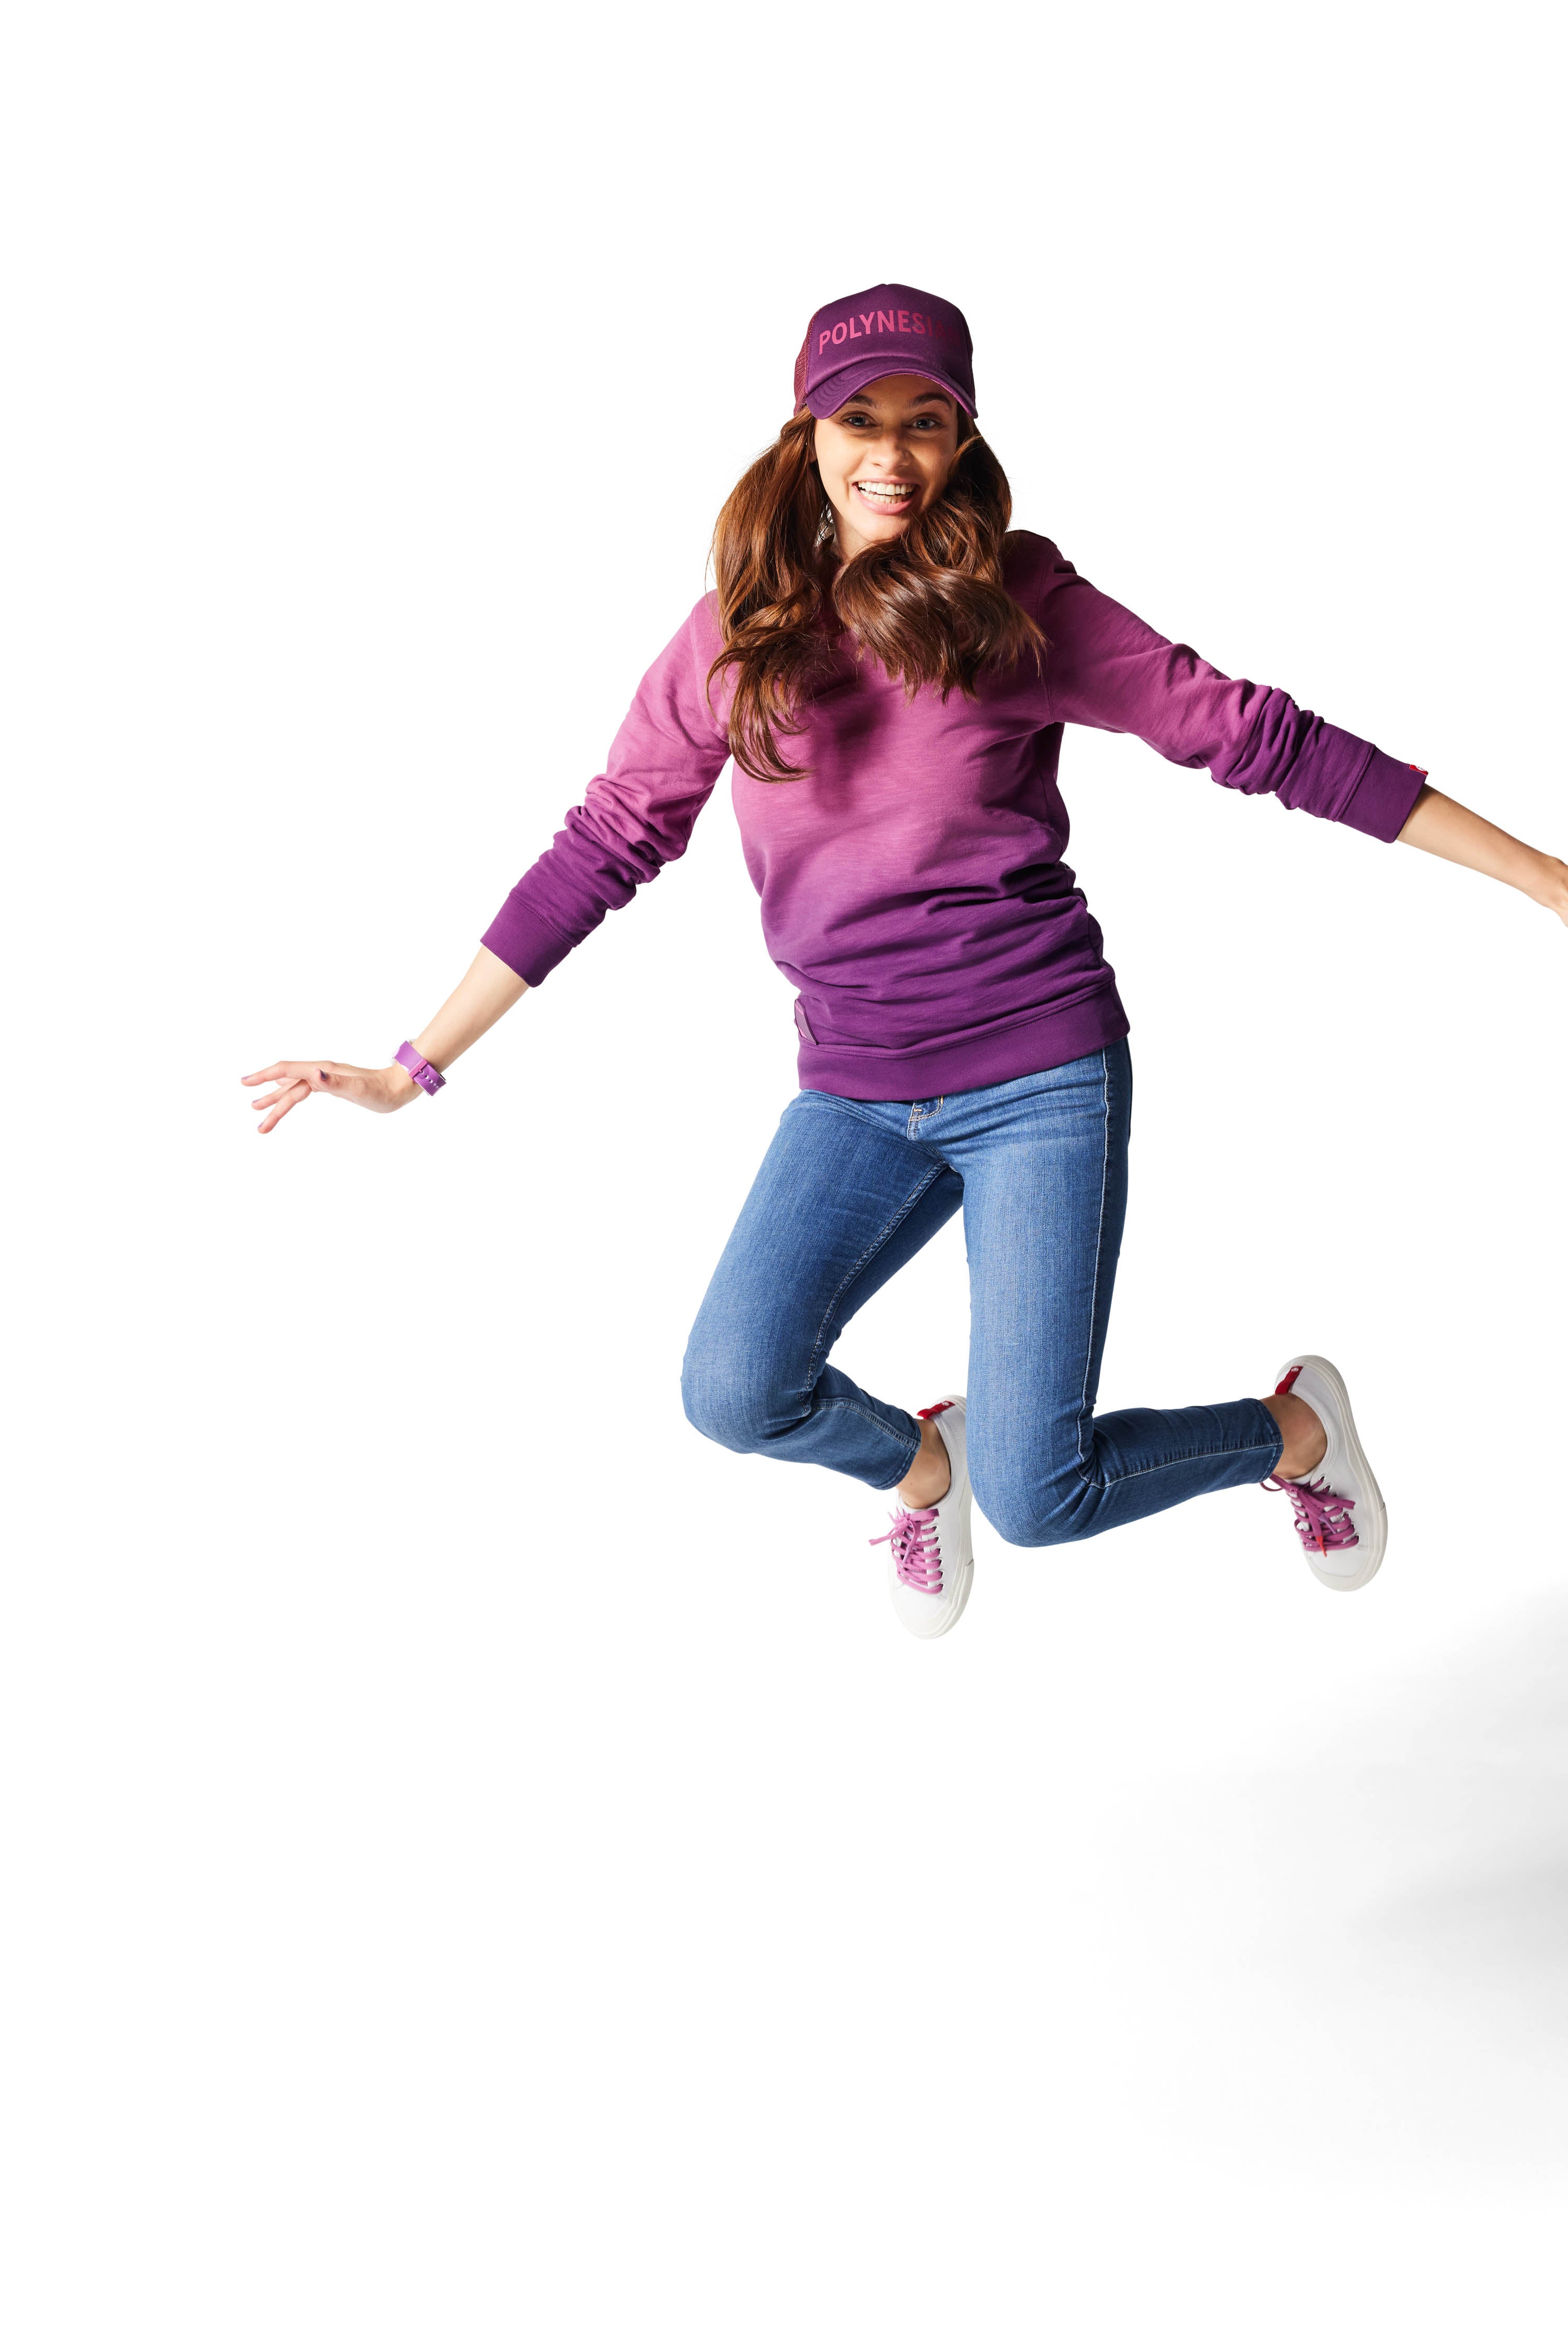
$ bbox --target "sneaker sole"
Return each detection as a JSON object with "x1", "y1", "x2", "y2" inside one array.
[
  {"x1": 908, "y1": 1531, "x2": 973, "y2": 1639},
  {"x1": 1277, "y1": 1352, "x2": 1387, "y2": 1592}
]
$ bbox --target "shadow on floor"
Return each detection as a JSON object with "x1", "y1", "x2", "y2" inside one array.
[{"x1": 1104, "y1": 1589, "x2": 1568, "y2": 2177}]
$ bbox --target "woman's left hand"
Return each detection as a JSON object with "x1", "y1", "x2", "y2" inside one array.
[{"x1": 240, "y1": 1058, "x2": 418, "y2": 1135}]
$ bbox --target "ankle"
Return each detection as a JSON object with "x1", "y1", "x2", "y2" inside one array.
[
  {"x1": 1264, "y1": 1390, "x2": 1327, "y2": 1482},
  {"x1": 897, "y1": 1416, "x2": 952, "y2": 1508}
]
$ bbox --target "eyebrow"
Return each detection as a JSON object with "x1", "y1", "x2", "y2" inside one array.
[{"x1": 838, "y1": 390, "x2": 955, "y2": 416}]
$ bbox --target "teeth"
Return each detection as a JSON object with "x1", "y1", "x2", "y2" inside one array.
[{"x1": 856, "y1": 482, "x2": 915, "y2": 500}]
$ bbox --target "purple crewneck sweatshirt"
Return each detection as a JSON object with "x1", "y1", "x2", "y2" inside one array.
[{"x1": 482, "y1": 532, "x2": 1427, "y2": 1099}]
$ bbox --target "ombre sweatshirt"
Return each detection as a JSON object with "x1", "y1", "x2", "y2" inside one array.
[{"x1": 481, "y1": 531, "x2": 1428, "y2": 1099}]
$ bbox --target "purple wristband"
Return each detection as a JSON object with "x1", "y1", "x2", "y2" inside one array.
[{"x1": 395, "y1": 1041, "x2": 445, "y2": 1096}]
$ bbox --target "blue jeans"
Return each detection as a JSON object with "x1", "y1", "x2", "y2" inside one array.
[{"x1": 680, "y1": 1039, "x2": 1285, "y2": 1545}]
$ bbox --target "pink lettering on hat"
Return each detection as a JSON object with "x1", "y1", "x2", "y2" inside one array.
[{"x1": 795, "y1": 282, "x2": 976, "y2": 420}]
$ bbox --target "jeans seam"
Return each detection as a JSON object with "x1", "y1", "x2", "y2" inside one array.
[
  {"x1": 801, "y1": 1158, "x2": 952, "y2": 1403},
  {"x1": 1076, "y1": 1050, "x2": 1112, "y2": 1462},
  {"x1": 1081, "y1": 1438, "x2": 1282, "y2": 1492}
]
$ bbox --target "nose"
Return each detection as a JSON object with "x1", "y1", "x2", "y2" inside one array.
[{"x1": 860, "y1": 428, "x2": 913, "y2": 470}]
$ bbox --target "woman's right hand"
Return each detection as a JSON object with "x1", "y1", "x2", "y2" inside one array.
[{"x1": 239, "y1": 1059, "x2": 421, "y2": 1135}]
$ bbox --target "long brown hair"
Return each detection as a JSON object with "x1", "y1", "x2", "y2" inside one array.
[{"x1": 707, "y1": 407, "x2": 1045, "y2": 783}]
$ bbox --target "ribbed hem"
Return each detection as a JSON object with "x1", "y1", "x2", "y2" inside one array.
[
  {"x1": 1335, "y1": 748, "x2": 1430, "y2": 844},
  {"x1": 797, "y1": 984, "x2": 1131, "y2": 1101},
  {"x1": 479, "y1": 900, "x2": 578, "y2": 988}
]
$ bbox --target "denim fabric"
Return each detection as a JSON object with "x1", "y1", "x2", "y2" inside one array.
[{"x1": 680, "y1": 1039, "x2": 1285, "y2": 1547}]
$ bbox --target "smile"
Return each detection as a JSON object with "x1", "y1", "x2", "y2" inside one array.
[{"x1": 854, "y1": 481, "x2": 919, "y2": 507}]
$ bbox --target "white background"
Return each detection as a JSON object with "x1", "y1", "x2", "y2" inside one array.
[{"x1": 5, "y1": 2, "x2": 1566, "y2": 2343}]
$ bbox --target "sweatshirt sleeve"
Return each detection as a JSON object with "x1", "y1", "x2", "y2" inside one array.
[
  {"x1": 1036, "y1": 548, "x2": 1428, "y2": 844},
  {"x1": 481, "y1": 596, "x2": 733, "y2": 986}
]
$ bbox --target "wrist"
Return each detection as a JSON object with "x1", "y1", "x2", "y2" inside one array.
[
  {"x1": 387, "y1": 1062, "x2": 421, "y2": 1103},
  {"x1": 1527, "y1": 852, "x2": 1568, "y2": 915},
  {"x1": 393, "y1": 1039, "x2": 446, "y2": 1097}
]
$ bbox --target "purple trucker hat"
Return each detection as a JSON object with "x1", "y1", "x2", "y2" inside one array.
[{"x1": 792, "y1": 282, "x2": 976, "y2": 421}]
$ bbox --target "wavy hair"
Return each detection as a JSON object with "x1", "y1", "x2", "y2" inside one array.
[{"x1": 706, "y1": 407, "x2": 1045, "y2": 783}]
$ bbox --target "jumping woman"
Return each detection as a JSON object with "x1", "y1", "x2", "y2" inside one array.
[{"x1": 242, "y1": 282, "x2": 1567, "y2": 1637}]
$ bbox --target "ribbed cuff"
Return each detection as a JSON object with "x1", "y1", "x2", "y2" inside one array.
[
  {"x1": 1335, "y1": 747, "x2": 1431, "y2": 844},
  {"x1": 479, "y1": 895, "x2": 579, "y2": 987}
]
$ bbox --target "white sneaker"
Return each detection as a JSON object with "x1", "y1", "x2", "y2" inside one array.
[
  {"x1": 868, "y1": 1393, "x2": 975, "y2": 1639},
  {"x1": 1264, "y1": 1354, "x2": 1387, "y2": 1591}
]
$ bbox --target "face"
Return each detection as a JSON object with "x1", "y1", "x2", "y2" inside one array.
[{"x1": 811, "y1": 374, "x2": 964, "y2": 561}]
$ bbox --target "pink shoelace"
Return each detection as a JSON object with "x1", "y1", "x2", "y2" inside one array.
[
  {"x1": 1262, "y1": 1472, "x2": 1359, "y2": 1554},
  {"x1": 869, "y1": 1503, "x2": 943, "y2": 1593},
  {"x1": 869, "y1": 1398, "x2": 953, "y2": 1594},
  {"x1": 1264, "y1": 1363, "x2": 1357, "y2": 1556}
]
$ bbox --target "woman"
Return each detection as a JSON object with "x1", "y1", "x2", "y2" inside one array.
[{"x1": 242, "y1": 281, "x2": 1566, "y2": 1638}]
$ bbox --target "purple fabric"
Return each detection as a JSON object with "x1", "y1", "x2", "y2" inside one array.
[
  {"x1": 481, "y1": 532, "x2": 1429, "y2": 1101},
  {"x1": 793, "y1": 282, "x2": 976, "y2": 420}
]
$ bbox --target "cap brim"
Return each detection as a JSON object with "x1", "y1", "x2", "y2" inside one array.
[{"x1": 802, "y1": 355, "x2": 975, "y2": 421}]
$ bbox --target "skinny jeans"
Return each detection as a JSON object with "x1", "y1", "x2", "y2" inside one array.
[{"x1": 680, "y1": 1040, "x2": 1285, "y2": 1546}]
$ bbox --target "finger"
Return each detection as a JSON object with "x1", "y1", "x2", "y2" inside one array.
[
  {"x1": 244, "y1": 1062, "x2": 326, "y2": 1089},
  {"x1": 256, "y1": 1079, "x2": 310, "y2": 1134},
  {"x1": 258, "y1": 1080, "x2": 308, "y2": 1123},
  {"x1": 251, "y1": 1067, "x2": 320, "y2": 1107}
]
